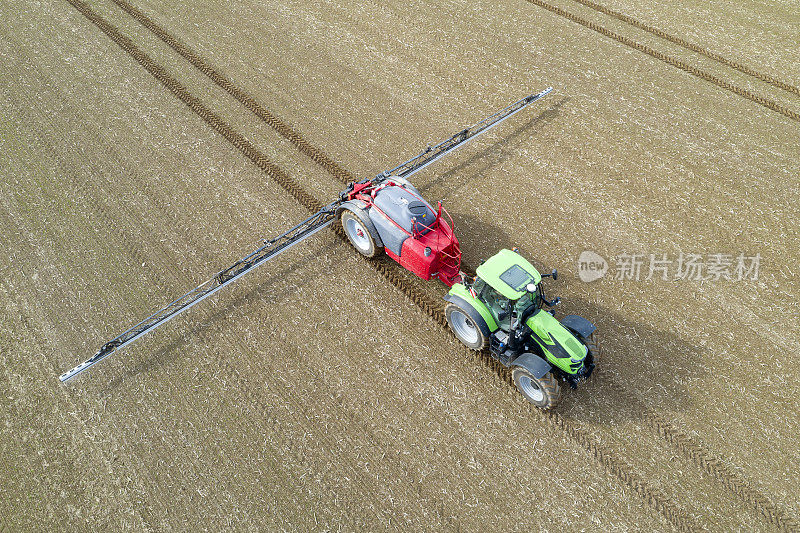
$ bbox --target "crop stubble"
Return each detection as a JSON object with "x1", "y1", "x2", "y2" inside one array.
[
  {"x1": 59, "y1": 0, "x2": 800, "y2": 530},
  {"x1": 101, "y1": 0, "x2": 799, "y2": 530}
]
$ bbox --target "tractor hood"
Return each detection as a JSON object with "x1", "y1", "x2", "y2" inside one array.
[
  {"x1": 476, "y1": 249, "x2": 542, "y2": 299},
  {"x1": 526, "y1": 310, "x2": 587, "y2": 373}
]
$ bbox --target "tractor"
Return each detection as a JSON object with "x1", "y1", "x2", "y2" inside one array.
[
  {"x1": 59, "y1": 87, "x2": 600, "y2": 410},
  {"x1": 444, "y1": 249, "x2": 598, "y2": 408}
]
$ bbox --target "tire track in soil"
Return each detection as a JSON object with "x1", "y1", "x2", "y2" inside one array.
[
  {"x1": 53, "y1": 2, "x2": 457, "y2": 527},
  {"x1": 1, "y1": 25, "x2": 374, "y2": 528},
  {"x1": 63, "y1": 0, "x2": 699, "y2": 529},
  {"x1": 11, "y1": 97, "x2": 375, "y2": 529},
  {"x1": 109, "y1": 0, "x2": 355, "y2": 185},
  {"x1": 520, "y1": 0, "x2": 800, "y2": 123},
  {"x1": 605, "y1": 379, "x2": 800, "y2": 533},
  {"x1": 565, "y1": 0, "x2": 800, "y2": 97},
  {"x1": 107, "y1": 0, "x2": 357, "y2": 185},
  {"x1": 103, "y1": 3, "x2": 800, "y2": 530},
  {"x1": 79, "y1": 0, "x2": 800, "y2": 529}
]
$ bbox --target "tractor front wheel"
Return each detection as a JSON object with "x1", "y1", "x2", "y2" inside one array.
[
  {"x1": 512, "y1": 368, "x2": 561, "y2": 409},
  {"x1": 577, "y1": 331, "x2": 601, "y2": 368},
  {"x1": 341, "y1": 210, "x2": 380, "y2": 258},
  {"x1": 445, "y1": 303, "x2": 488, "y2": 350}
]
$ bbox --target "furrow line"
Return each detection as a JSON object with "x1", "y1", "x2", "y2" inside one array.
[
  {"x1": 522, "y1": 0, "x2": 800, "y2": 122},
  {"x1": 567, "y1": 0, "x2": 800, "y2": 97}
]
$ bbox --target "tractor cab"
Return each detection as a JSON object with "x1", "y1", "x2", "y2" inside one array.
[{"x1": 473, "y1": 249, "x2": 542, "y2": 331}]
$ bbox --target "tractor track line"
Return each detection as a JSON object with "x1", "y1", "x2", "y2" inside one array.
[
  {"x1": 92, "y1": 0, "x2": 800, "y2": 531},
  {"x1": 108, "y1": 0, "x2": 356, "y2": 185},
  {"x1": 604, "y1": 378, "x2": 800, "y2": 532},
  {"x1": 522, "y1": 0, "x2": 800, "y2": 123},
  {"x1": 94, "y1": 1, "x2": 800, "y2": 529},
  {"x1": 64, "y1": 0, "x2": 323, "y2": 215},
  {"x1": 566, "y1": 0, "x2": 800, "y2": 98},
  {"x1": 54, "y1": 2, "x2": 393, "y2": 519},
  {"x1": 64, "y1": 1, "x2": 700, "y2": 529}
]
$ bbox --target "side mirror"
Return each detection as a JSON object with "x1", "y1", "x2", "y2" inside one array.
[{"x1": 541, "y1": 269, "x2": 558, "y2": 280}]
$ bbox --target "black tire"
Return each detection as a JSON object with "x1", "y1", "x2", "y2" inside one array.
[
  {"x1": 445, "y1": 303, "x2": 488, "y2": 350},
  {"x1": 341, "y1": 210, "x2": 380, "y2": 258},
  {"x1": 581, "y1": 331, "x2": 601, "y2": 367},
  {"x1": 512, "y1": 368, "x2": 561, "y2": 409}
]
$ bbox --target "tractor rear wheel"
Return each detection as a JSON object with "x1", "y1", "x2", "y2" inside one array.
[
  {"x1": 445, "y1": 303, "x2": 488, "y2": 350},
  {"x1": 341, "y1": 210, "x2": 380, "y2": 258},
  {"x1": 512, "y1": 368, "x2": 561, "y2": 409}
]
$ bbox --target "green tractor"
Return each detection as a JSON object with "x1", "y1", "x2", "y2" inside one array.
[{"x1": 445, "y1": 249, "x2": 600, "y2": 408}]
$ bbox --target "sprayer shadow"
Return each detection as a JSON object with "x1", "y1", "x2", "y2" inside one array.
[
  {"x1": 98, "y1": 238, "x2": 341, "y2": 397},
  {"x1": 418, "y1": 97, "x2": 568, "y2": 199}
]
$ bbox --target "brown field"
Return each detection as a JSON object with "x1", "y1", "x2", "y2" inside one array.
[{"x1": 1, "y1": 0, "x2": 798, "y2": 531}]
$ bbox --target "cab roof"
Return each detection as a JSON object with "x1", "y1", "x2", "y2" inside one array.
[{"x1": 476, "y1": 249, "x2": 542, "y2": 299}]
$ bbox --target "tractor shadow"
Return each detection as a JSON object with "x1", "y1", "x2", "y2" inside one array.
[
  {"x1": 418, "y1": 96, "x2": 568, "y2": 200},
  {"x1": 446, "y1": 211, "x2": 513, "y2": 273},
  {"x1": 554, "y1": 297, "x2": 706, "y2": 422},
  {"x1": 508, "y1": 249, "x2": 706, "y2": 420},
  {"x1": 452, "y1": 215, "x2": 704, "y2": 418},
  {"x1": 97, "y1": 237, "x2": 343, "y2": 397}
]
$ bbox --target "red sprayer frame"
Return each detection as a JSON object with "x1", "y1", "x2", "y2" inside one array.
[{"x1": 345, "y1": 179, "x2": 463, "y2": 286}]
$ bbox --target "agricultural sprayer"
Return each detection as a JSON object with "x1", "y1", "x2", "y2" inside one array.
[{"x1": 60, "y1": 87, "x2": 600, "y2": 408}]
